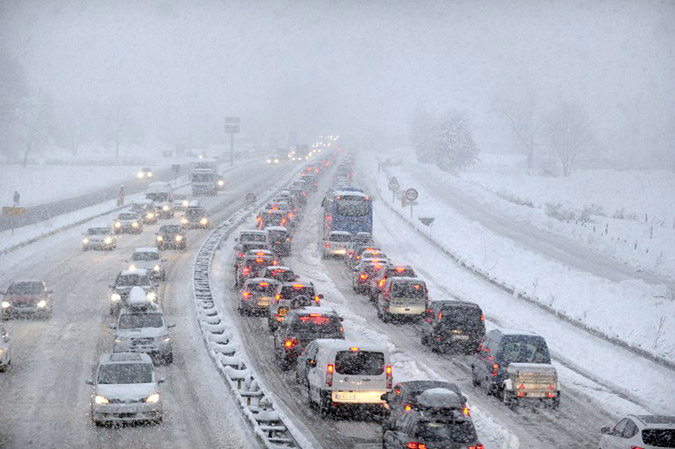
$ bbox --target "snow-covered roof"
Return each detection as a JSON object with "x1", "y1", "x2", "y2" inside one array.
[
  {"x1": 493, "y1": 328, "x2": 543, "y2": 338},
  {"x1": 313, "y1": 339, "x2": 388, "y2": 353},
  {"x1": 101, "y1": 353, "x2": 151, "y2": 364},
  {"x1": 120, "y1": 268, "x2": 149, "y2": 276},
  {"x1": 264, "y1": 226, "x2": 288, "y2": 232},
  {"x1": 133, "y1": 247, "x2": 159, "y2": 253}
]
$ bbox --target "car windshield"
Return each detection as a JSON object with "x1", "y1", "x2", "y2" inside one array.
[
  {"x1": 87, "y1": 227, "x2": 109, "y2": 235},
  {"x1": 118, "y1": 313, "x2": 163, "y2": 329},
  {"x1": 415, "y1": 420, "x2": 478, "y2": 443},
  {"x1": 335, "y1": 351, "x2": 384, "y2": 375},
  {"x1": 186, "y1": 208, "x2": 206, "y2": 218},
  {"x1": 160, "y1": 226, "x2": 182, "y2": 234},
  {"x1": 132, "y1": 252, "x2": 159, "y2": 261},
  {"x1": 392, "y1": 283, "x2": 426, "y2": 298},
  {"x1": 330, "y1": 234, "x2": 352, "y2": 242},
  {"x1": 642, "y1": 429, "x2": 675, "y2": 447},
  {"x1": 7, "y1": 282, "x2": 43, "y2": 294},
  {"x1": 501, "y1": 337, "x2": 551, "y2": 364},
  {"x1": 119, "y1": 213, "x2": 137, "y2": 220},
  {"x1": 117, "y1": 274, "x2": 150, "y2": 287},
  {"x1": 291, "y1": 315, "x2": 341, "y2": 334},
  {"x1": 97, "y1": 363, "x2": 153, "y2": 384},
  {"x1": 192, "y1": 173, "x2": 213, "y2": 182},
  {"x1": 336, "y1": 195, "x2": 370, "y2": 217},
  {"x1": 241, "y1": 233, "x2": 267, "y2": 243}
]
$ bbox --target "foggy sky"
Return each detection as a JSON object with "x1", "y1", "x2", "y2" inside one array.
[{"x1": 1, "y1": 0, "x2": 673, "y2": 157}]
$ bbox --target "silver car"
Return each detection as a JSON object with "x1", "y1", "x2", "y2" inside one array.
[
  {"x1": 127, "y1": 248, "x2": 167, "y2": 281},
  {"x1": 0, "y1": 324, "x2": 11, "y2": 372},
  {"x1": 110, "y1": 295, "x2": 174, "y2": 364},
  {"x1": 82, "y1": 225, "x2": 117, "y2": 251},
  {"x1": 87, "y1": 353, "x2": 164, "y2": 425}
]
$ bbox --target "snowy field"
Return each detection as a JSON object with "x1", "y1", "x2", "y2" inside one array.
[{"x1": 370, "y1": 150, "x2": 675, "y2": 364}]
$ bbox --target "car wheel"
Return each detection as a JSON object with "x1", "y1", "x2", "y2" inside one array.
[
  {"x1": 471, "y1": 366, "x2": 481, "y2": 387},
  {"x1": 503, "y1": 390, "x2": 516, "y2": 410},
  {"x1": 421, "y1": 332, "x2": 428, "y2": 346}
]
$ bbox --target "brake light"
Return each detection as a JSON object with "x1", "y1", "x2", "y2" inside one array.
[
  {"x1": 238, "y1": 253, "x2": 245, "y2": 258},
  {"x1": 242, "y1": 267, "x2": 250, "y2": 276},
  {"x1": 386, "y1": 365, "x2": 392, "y2": 389},
  {"x1": 519, "y1": 383, "x2": 525, "y2": 389},
  {"x1": 379, "y1": 279, "x2": 386, "y2": 288},
  {"x1": 324, "y1": 242, "x2": 330, "y2": 248},
  {"x1": 438, "y1": 312, "x2": 443, "y2": 319},
  {"x1": 315, "y1": 296, "x2": 321, "y2": 303},
  {"x1": 275, "y1": 294, "x2": 281, "y2": 300},
  {"x1": 547, "y1": 392, "x2": 556, "y2": 398},
  {"x1": 284, "y1": 338, "x2": 298, "y2": 349},
  {"x1": 395, "y1": 267, "x2": 406, "y2": 272},
  {"x1": 468, "y1": 446, "x2": 484, "y2": 449},
  {"x1": 242, "y1": 291, "x2": 251, "y2": 298},
  {"x1": 630, "y1": 446, "x2": 645, "y2": 449},
  {"x1": 292, "y1": 284, "x2": 303, "y2": 288},
  {"x1": 309, "y1": 313, "x2": 323, "y2": 317},
  {"x1": 404, "y1": 403, "x2": 412, "y2": 411},
  {"x1": 359, "y1": 274, "x2": 368, "y2": 280},
  {"x1": 255, "y1": 251, "x2": 266, "y2": 256},
  {"x1": 350, "y1": 347, "x2": 359, "y2": 351},
  {"x1": 374, "y1": 265, "x2": 382, "y2": 270},
  {"x1": 492, "y1": 363, "x2": 499, "y2": 376},
  {"x1": 481, "y1": 313, "x2": 485, "y2": 321},
  {"x1": 326, "y1": 364, "x2": 334, "y2": 387},
  {"x1": 407, "y1": 443, "x2": 427, "y2": 449},
  {"x1": 463, "y1": 406, "x2": 471, "y2": 417}
]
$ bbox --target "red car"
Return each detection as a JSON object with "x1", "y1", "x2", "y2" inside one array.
[{"x1": 1, "y1": 280, "x2": 53, "y2": 319}]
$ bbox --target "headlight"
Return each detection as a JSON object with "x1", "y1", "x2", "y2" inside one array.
[
  {"x1": 114, "y1": 222, "x2": 121, "y2": 228},
  {"x1": 175, "y1": 235, "x2": 183, "y2": 242},
  {"x1": 146, "y1": 292, "x2": 157, "y2": 301},
  {"x1": 182, "y1": 200, "x2": 189, "y2": 207},
  {"x1": 37, "y1": 300, "x2": 47, "y2": 308},
  {"x1": 200, "y1": 218, "x2": 208, "y2": 225},
  {"x1": 145, "y1": 393, "x2": 160, "y2": 403},
  {"x1": 156, "y1": 235, "x2": 164, "y2": 241},
  {"x1": 153, "y1": 265, "x2": 160, "y2": 272},
  {"x1": 267, "y1": 159, "x2": 271, "y2": 163},
  {"x1": 111, "y1": 293, "x2": 121, "y2": 302},
  {"x1": 147, "y1": 172, "x2": 153, "y2": 177},
  {"x1": 131, "y1": 222, "x2": 139, "y2": 228},
  {"x1": 181, "y1": 218, "x2": 188, "y2": 224},
  {"x1": 1, "y1": 301, "x2": 10, "y2": 309},
  {"x1": 218, "y1": 180, "x2": 224, "y2": 186},
  {"x1": 82, "y1": 238, "x2": 89, "y2": 244},
  {"x1": 114, "y1": 336, "x2": 126, "y2": 343},
  {"x1": 163, "y1": 205, "x2": 170, "y2": 211},
  {"x1": 147, "y1": 213, "x2": 154, "y2": 219},
  {"x1": 95, "y1": 395, "x2": 110, "y2": 405},
  {"x1": 162, "y1": 335, "x2": 171, "y2": 342},
  {"x1": 137, "y1": 172, "x2": 144, "y2": 178},
  {"x1": 128, "y1": 264, "x2": 137, "y2": 270},
  {"x1": 104, "y1": 237, "x2": 112, "y2": 244}
]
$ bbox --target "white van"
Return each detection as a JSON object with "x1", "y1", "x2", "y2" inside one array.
[{"x1": 305, "y1": 339, "x2": 392, "y2": 416}]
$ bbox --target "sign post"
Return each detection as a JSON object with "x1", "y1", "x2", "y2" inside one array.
[
  {"x1": 225, "y1": 117, "x2": 240, "y2": 167},
  {"x1": 404, "y1": 188, "x2": 419, "y2": 220},
  {"x1": 388, "y1": 176, "x2": 400, "y2": 203},
  {"x1": 3, "y1": 206, "x2": 25, "y2": 235}
]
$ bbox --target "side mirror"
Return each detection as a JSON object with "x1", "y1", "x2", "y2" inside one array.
[
  {"x1": 352, "y1": 268, "x2": 358, "y2": 272},
  {"x1": 167, "y1": 323, "x2": 176, "y2": 329},
  {"x1": 338, "y1": 317, "x2": 344, "y2": 322},
  {"x1": 234, "y1": 237, "x2": 239, "y2": 242},
  {"x1": 107, "y1": 323, "x2": 115, "y2": 329},
  {"x1": 85, "y1": 379, "x2": 94, "y2": 385},
  {"x1": 318, "y1": 294, "x2": 324, "y2": 299},
  {"x1": 108, "y1": 284, "x2": 113, "y2": 289},
  {"x1": 308, "y1": 359, "x2": 316, "y2": 367},
  {"x1": 600, "y1": 427, "x2": 610, "y2": 435},
  {"x1": 4, "y1": 337, "x2": 10, "y2": 343},
  {"x1": 380, "y1": 393, "x2": 389, "y2": 402},
  {"x1": 159, "y1": 377, "x2": 166, "y2": 384}
]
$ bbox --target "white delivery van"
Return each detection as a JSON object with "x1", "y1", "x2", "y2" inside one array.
[{"x1": 306, "y1": 339, "x2": 392, "y2": 416}]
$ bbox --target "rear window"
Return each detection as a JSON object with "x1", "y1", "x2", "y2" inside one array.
[
  {"x1": 247, "y1": 282, "x2": 277, "y2": 295},
  {"x1": 330, "y1": 234, "x2": 352, "y2": 243},
  {"x1": 241, "y1": 233, "x2": 267, "y2": 243},
  {"x1": 642, "y1": 429, "x2": 675, "y2": 447},
  {"x1": 364, "y1": 265, "x2": 384, "y2": 275},
  {"x1": 268, "y1": 230, "x2": 287, "y2": 240},
  {"x1": 414, "y1": 420, "x2": 478, "y2": 443},
  {"x1": 280, "y1": 286, "x2": 315, "y2": 299},
  {"x1": 440, "y1": 306, "x2": 483, "y2": 325},
  {"x1": 392, "y1": 282, "x2": 426, "y2": 298},
  {"x1": 291, "y1": 315, "x2": 341, "y2": 334},
  {"x1": 500, "y1": 336, "x2": 551, "y2": 364},
  {"x1": 388, "y1": 267, "x2": 415, "y2": 277},
  {"x1": 335, "y1": 351, "x2": 384, "y2": 375}
]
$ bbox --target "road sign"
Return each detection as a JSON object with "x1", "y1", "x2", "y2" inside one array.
[
  {"x1": 245, "y1": 193, "x2": 257, "y2": 204},
  {"x1": 2, "y1": 207, "x2": 25, "y2": 216},
  {"x1": 225, "y1": 117, "x2": 240, "y2": 133},
  {"x1": 388, "y1": 176, "x2": 400, "y2": 191},
  {"x1": 404, "y1": 188, "x2": 419, "y2": 202}
]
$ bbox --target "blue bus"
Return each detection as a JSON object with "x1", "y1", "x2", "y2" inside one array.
[{"x1": 321, "y1": 187, "x2": 373, "y2": 238}]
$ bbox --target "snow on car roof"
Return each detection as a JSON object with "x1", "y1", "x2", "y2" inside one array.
[
  {"x1": 134, "y1": 247, "x2": 159, "y2": 253},
  {"x1": 334, "y1": 189, "x2": 368, "y2": 198},
  {"x1": 264, "y1": 226, "x2": 288, "y2": 232},
  {"x1": 293, "y1": 306, "x2": 339, "y2": 316},
  {"x1": 120, "y1": 268, "x2": 149, "y2": 276},
  {"x1": 102, "y1": 352, "x2": 152, "y2": 364},
  {"x1": 329, "y1": 231, "x2": 352, "y2": 236},
  {"x1": 390, "y1": 276, "x2": 424, "y2": 284},
  {"x1": 265, "y1": 265, "x2": 293, "y2": 271},
  {"x1": 493, "y1": 328, "x2": 543, "y2": 338},
  {"x1": 312, "y1": 339, "x2": 387, "y2": 352},
  {"x1": 635, "y1": 415, "x2": 675, "y2": 426},
  {"x1": 133, "y1": 199, "x2": 154, "y2": 205}
]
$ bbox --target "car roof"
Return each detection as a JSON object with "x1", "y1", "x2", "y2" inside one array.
[
  {"x1": 394, "y1": 380, "x2": 463, "y2": 396},
  {"x1": 431, "y1": 299, "x2": 481, "y2": 309},
  {"x1": 329, "y1": 231, "x2": 352, "y2": 236},
  {"x1": 133, "y1": 199, "x2": 153, "y2": 205},
  {"x1": 313, "y1": 339, "x2": 388, "y2": 353},
  {"x1": 89, "y1": 223, "x2": 111, "y2": 229},
  {"x1": 279, "y1": 281, "x2": 314, "y2": 287},
  {"x1": 264, "y1": 226, "x2": 288, "y2": 232},
  {"x1": 389, "y1": 276, "x2": 424, "y2": 284},
  {"x1": 265, "y1": 265, "x2": 293, "y2": 271},
  {"x1": 632, "y1": 415, "x2": 675, "y2": 427},
  {"x1": 241, "y1": 229, "x2": 267, "y2": 234},
  {"x1": 244, "y1": 277, "x2": 278, "y2": 284},
  {"x1": 134, "y1": 247, "x2": 159, "y2": 253},
  {"x1": 490, "y1": 328, "x2": 543, "y2": 338},
  {"x1": 120, "y1": 269, "x2": 149, "y2": 276},
  {"x1": 290, "y1": 306, "x2": 339, "y2": 316},
  {"x1": 99, "y1": 352, "x2": 153, "y2": 364}
]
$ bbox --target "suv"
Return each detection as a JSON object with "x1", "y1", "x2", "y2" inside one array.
[
  {"x1": 1, "y1": 280, "x2": 53, "y2": 320},
  {"x1": 0, "y1": 324, "x2": 11, "y2": 372},
  {"x1": 109, "y1": 269, "x2": 159, "y2": 316},
  {"x1": 257, "y1": 209, "x2": 287, "y2": 230},
  {"x1": 265, "y1": 226, "x2": 292, "y2": 256},
  {"x1": 346, "y1": 245, "x2": 382, "y2": 269},
  {"x1": 600, "y1": 415, "x2": 675, "y2": 449},
  {"x1": 239, "y1": 278, "x2": 279, "y2": 315},
  {"x1": 381, "y1": 381, "x2": 468, "y2": 426},
  {"x1": 352, "y1": 261, "x2": 386, "y2": 294},
  {"x1": 156, "y1": 224, "x2": 186, "y2": 250},
  {"x1": 268, "y1": 282, "x2": 322, "y2": 331},
  {"x1": 382, "y1": 400, "x2": 483, "y2": 449},
  {"x1": 82, "y1": 225, "x2": 117, "y2": 251},
  {"x1": 128, "y1": 247, "x2": 167, "y2": 281},
  {"x1": 377, "y1": 277, "x2": 428, "y2": 322},
  {"x1": 305, "y1": 340, "x2": 392, "y2": 416},
  {"x1": 274, "y1": 307, "x2": 344, "y2": 369},
  {"x1": 110, "y1": 288, "x2": 174, "y2": 364},
  {"x1": 113, "y1": 212, "x2": 143, "y2": 234},
  {"x1": 369, "y1": 265, "x2": 416, "y2": 302},
  {"x1": 87, "y1": 352, "x2": 165, "y2": 425},
  {"x1": 137, "y1": 167, "x2": 154, "y2": 179},
  {"x1": 471, "y1": 329, "x2": 560, "y2": 409},
  {"x1": 235, "y1": 254, "x2": 279, "y2": 287},
  {"x1": 181, "y1": 205, "x2": 210, "y2": 229},
  {"x1": 130, "y1": 200, "x2": 159, "y2": 225},
  {"x1": 421, "y1": 300, "x2": 485, "y2": 354},
  {"x1": 322, "y1": 231, "x2": 352, "y2": 258},
  {"x1": 261, "y1": 266, "x2": 297, "y2": 283}
]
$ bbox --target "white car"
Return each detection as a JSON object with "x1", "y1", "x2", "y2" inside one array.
[
  {"x1": 87, "y1": 352, "x2": 164, "y2": 425},
  {"x1": 110, "y1": 287, "x2": 174, "y2": 364},
  {"x1": 0, "y1": 324, "x2": 11, "y2": 372},
  {"x1": 305, "y1": 340, "x2": 392, "y2": 416},
  {"x1": 82, "y1": 225, "x2": 117, "y2": 251},
  {"x1": 321, "y1": 231, "x2": 352, "y2": 258},
  {"x1": 127, "y1": 247, "x2": 166, "y2": 281},
  {"x1": 599, "y1": 414, "x2": 675, "y2": 449}
]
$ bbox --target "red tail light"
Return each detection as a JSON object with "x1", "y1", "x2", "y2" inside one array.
[
  {"x1": 242, "y1": 267, "x2": 250, "y2": 276},
  {"x1": 404, "y1": 403, "x2": 412, "y2": 411},
  {"x1": 242, "y1": 291, "x2": 251, "y2": 298},
  {"x1": 492, "y1": 363, "x2": 499, "y2": 376},
  {"x1": 468, "y1": 446, "x2": 484, "y2": 449},
  {"x1": 386, "y1": 365, "x2": 392, "y2": 389},
  {"x1": 395, "y1": 267, "x2": 406, "y2": 272},
  {"x1": 463, "y1": 406, "x2": 471, "y2": 417},
  {"x1": 359, "y1": 274, "x2": 368, "y2": 280},
  {"x1": 379, "y1": 279, "x2": 386, "y2": 288},
  {"x1": 284, "y1": 338, "x2": 298, "y2": 349},
  {"x1": 407, "y1": 443, "x2": 427, "y2": 449},
  {"x1": 238, "y1": 253, "x2": 245, "y2": 258},
  {"x1": 481, "y1": 313, "x2": 485, "y2": 321},
  {"x1": 630, "y1": 446, "x2": 645, "y2": 449},
  {"x1": 315, "y1": 296, "x2": 321, "y2": 303},
  {"x1": 324, "y1": 242, "x2": 330, "y2": 248},
  {"x1": 326, "y1": 364, "x2": 334, "y2": 387}
]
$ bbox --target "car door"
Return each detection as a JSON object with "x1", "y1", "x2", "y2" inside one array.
[
  {"x1": 602, "y1": 418, "x2": 629, "y2": 449},
  {"x1": 298, "y1": 342, "x2": 319, "y2": 385},
  {"x1": 475, "y1": 335, "x2": 494, "y2": 381}
]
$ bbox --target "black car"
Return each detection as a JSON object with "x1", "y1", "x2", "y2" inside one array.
[
  {"x1": 381, "y1": 381, "x2": 468, "y2": 427},
  {"x1": 266, "y1": 226, "x2": 292, "y2": 256},
  {"x1": 274, "y1": 307, "x2": 343, "y2": 369},
  {"x1": 156, "y1": 224, "x2": 187, "y2": 250},
  {"x1": 421, "y1": 300, "x2": 486, "y2": 354}
]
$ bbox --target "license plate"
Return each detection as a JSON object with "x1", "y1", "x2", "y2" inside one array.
[
  {"x1": 278, "y1": 308, "x2": 288, "y2": 317},
  {"x1": 335, "y1": 392, "x2": 356, "y2": 401},
  {"x1": 452, "y1": 335, "x2": 469, "y2": 340}
]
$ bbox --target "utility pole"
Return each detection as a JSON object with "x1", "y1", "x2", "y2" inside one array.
[{"x1": 225, "y1": 117, "x2": 240, "y2": 167}]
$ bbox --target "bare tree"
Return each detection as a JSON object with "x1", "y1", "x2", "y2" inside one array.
[
  {"x1": 543, "y1": 102, "x2": 592, "y2": 177},
  {"x1": 0, "y1": 51, "x2": 29, "y2": 159},
  {"x1": 497, "y1": 88, "x2": 539, "y2": 174},
  {"x1": 16, "y1": 93, "x2": 53, "y2": 167}
]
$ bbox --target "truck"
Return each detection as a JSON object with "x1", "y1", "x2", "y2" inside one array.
[{"x1": 190, "y1": 159, "x2": 219, "y2": 196}]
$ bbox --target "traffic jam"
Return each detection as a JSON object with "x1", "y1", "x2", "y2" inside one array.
[{"x1": 1, "y1": 147, "x2": 672, "y2": 449}]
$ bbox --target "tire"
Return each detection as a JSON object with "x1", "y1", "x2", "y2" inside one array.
[
  {"x1": 471, "y1": 366, "x2": 481, "y2": 387},
  {"x1": 307, "y1": 386, "x2": 315, "y2": 409},
  {"x1": 503, "y1": 390, "x2": 516, "y2": 410}
]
